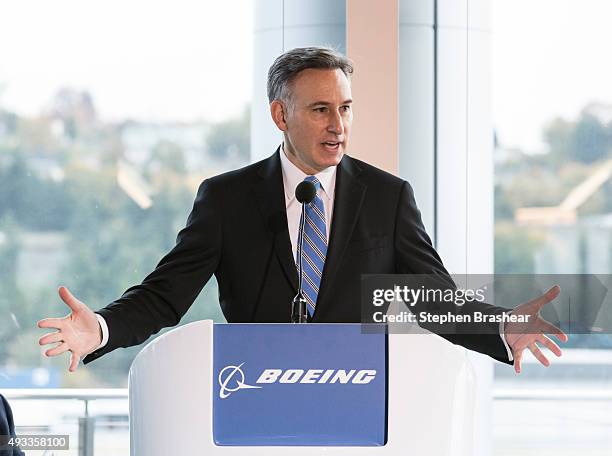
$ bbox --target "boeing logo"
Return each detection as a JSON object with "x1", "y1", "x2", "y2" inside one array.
[
  {"x1": 218, "y1": 363, "x2": 377, "y2": 399},
  {"x1": 218, "y1": 363, "x2": 262, "y2": 399}
]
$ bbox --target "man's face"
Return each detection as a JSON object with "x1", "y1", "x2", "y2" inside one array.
[{"x1": 272, "y1": 68, "x2": 353, "y2": 174}]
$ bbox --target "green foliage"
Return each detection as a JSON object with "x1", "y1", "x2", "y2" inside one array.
[
  {"x1": 494, "y1": 184, "x2": 516, "y2": 221},
  {"x1": 497, "y1": 161, "x2": 593, "y2": 211},
  {"x1": 0, "y1": 151, "x2": 74, "y2": 230},
  {"x1": 494, "y1": 223, "x2": 544, "y2": 274},
  {"x1": 0, "y1": 100, "x2": 241, "y2": 386},
  {"x1": 0, "y1": 214, "x2": 26, "y2": 363},
  {"x1": 147, "y1": 140, "x2": 187, "y2": 175},
  {"x1": 544, "y1": 106, "x2": 612, "y2": 164},
  {"x1": 206, "y1": 106, "x2": 250, "y2": 162}
]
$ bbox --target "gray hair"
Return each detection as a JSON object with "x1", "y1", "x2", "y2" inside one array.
[{"x1": 267, "y1": 47, "x2": 354, "y2": 109}]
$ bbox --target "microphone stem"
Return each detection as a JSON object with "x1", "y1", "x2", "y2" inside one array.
[
  {"x1": 298, "y1": 203, "x2": 306, "y2": 295},
  {"x1": 292, "y1": 202, "x2": 308, "y2": 323}
]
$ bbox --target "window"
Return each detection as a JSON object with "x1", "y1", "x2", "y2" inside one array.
[
  {"x1": 0, "y1": 0, "x2": 253, "y2": 388},
  {"x1": 492, "y1": 1, "x2": 612, "y2": 453}
]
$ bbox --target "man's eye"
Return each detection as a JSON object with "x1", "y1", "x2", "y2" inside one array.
[
  {"x1": 314, "y1": 107, "x2": 326, "y2": 112},
  {"x1": 341, "y1": 105, "x2": 351, "y2": 112}
]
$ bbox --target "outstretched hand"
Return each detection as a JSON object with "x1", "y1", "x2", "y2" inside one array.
[
  {"x1": 504, "y1": 285, "x2": 569, "y2": 374},
  {"x1": 37, "y1": 287, "x2": 101, "y2": 372}
]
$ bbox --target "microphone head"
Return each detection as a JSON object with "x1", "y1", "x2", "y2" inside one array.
[{"x1": 295, "y1": 180, "x2": 317, "y2": 204}]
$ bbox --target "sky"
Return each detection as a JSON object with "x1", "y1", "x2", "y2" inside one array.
[
  {"x1": 0, "y1": 0, "x2": 254, "y2": 123},
  {"x1": 1, "y1": 0, "x2": 612, "y2": 151},
  {"x1": 491, "y1": 0, "x2": 612, "y2": 153}
]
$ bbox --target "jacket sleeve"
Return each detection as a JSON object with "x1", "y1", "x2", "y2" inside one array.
[
  {"x1": 84, "y1": 179, "x2": 222, "y2": 363},
  {"x1": 0, "y1": 395, "x2": 25, "y2": 456},
  {"x1": 393, "y1": 181, "x2": 513, "y2": 365}
]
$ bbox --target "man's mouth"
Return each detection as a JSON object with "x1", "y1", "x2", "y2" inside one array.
[{"x1": 322, "y1": 141, "x2": 341, "y2": 151}]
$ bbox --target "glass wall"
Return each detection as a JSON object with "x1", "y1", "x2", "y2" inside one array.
[
  {"x1": 1, "y1": 0, "x2": 253, "y2": 453},
  {"x1": 492, "y1": 1, "x2": 612, "y2": 453},
  {"x1": 0, "y1": 0, "x2": 253, "y2": 389}
]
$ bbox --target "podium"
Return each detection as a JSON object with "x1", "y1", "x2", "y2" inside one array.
[{"x1": 129, "y1": 321, "x2": 479, "y2": 455}]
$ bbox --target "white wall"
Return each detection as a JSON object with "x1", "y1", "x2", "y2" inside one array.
[{"x1": 434, "y1": 1, "x2": 496, "y2": 455}]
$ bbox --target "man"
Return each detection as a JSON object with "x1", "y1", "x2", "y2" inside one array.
[
  {"x1": 38, "y1": 47, "x2": 567, "y2": 374},
  {"x1": 0, "y1": 395, "x2": 24, "y2": 456}
]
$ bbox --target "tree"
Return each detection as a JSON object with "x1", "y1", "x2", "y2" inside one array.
[
  {"x1": 494, "y1": 223, "x2": 543, "y2": 274},
  {"x1": 206, "y1": 106, "x2": 250, "y2": 162},
  {"x1": 543, "y1": 117, "x2": 573, "y2": 164},
  {"x1": 544, "y1": 107, "x2": 612, "y2": 164},
  {"x1": 147, "y1": 140, "x2": 187, "y2": 176},
  {"x1": 571, "y1": 112, "x2": 610, "y2": 163},
  {"x1": 0, "y1": 214, "x2": 26, "y2": 364}
]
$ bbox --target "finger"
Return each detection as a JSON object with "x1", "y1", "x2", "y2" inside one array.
[
  {"x1": 513, "y1": 348, "x2": 523, "y2": 374},
  {"x1": 532, "y1": 285, "x2": 561, "y2": 310},
  {"x1": 69, "y1": 352, "x2": 80, "y2": 372},
  {"x1": 58, "y1": 286, "x2": 84, "y2": 313},
  {"x1": 39, "y1": 332, "x2": 63, "y2": 346},
  {"x1": 45, "y1": 342, "x2": 70, "y2": 357},
  {"x1": 37, "y1": 318, "x2": 65, "y2": 330},
  {"x1": 539, "y1": 319, "x2": 569, "y2": 343},
  {"x1": 528, "y1": 342, "x2": 550, "y2": 367},
  {"x1": 537, "y1": 334, "x2": 562, "y2": 357}
]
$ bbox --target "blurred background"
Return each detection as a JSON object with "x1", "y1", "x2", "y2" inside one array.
[
  {"x1": 0, "y1": 0, "x2": 250, "y2": 389},
  {"x1": 0, "y1": 1, "x2": 253, "y2": 453},
  {"x1": 492, "y1": 1, "x2": 612, "y2": 454}
]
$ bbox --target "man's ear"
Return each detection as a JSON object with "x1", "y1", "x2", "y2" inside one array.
[{"x1": 270, "y1": 100, "x2": 288, "y2": 132}]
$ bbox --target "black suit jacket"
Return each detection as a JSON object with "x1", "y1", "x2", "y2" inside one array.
[
  {"x1": 84, "y1": 149, "x2": 512, "y2": 365},
  {"x1": 0, "y1": 395, "x2": 24, "y2": 456}
]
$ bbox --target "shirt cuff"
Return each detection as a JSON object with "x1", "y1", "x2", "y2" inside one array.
[
  {"x1": 94, "y1": 313, "x2": 109, "y2": 351},
  {"x1": 499, "y1": 318, "x2": 514, "y2": 362}
]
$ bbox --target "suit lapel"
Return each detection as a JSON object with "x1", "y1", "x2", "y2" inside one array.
[
  {"x1": 253, "y1": 148, "x2": 298, "y2": 292},
  {"x1": 314, "y1": 156, "x2": 366, "y2": 318}
]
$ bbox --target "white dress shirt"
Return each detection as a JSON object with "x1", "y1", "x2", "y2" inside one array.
[
  {"x1": 279, "y1": 144, "x2": 336, "y2": 260},
  {"x1": 93, "y1": 144, "x2": 513, "y2": 362},
  {"x1": 93, "y1": 144, "x2": 336, "y2": 353}
]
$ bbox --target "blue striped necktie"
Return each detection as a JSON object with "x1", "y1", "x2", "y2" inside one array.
[{"x1": 297, "y1": 176, "x2": 328, "y2": 317}]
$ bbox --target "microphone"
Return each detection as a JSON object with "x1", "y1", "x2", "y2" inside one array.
[
  {"x1": 295, "y1": 181, "x2": 317, "y2": 205},
  {"x1": 292, "y1": 180, "x2": 317, "y2": 323}
]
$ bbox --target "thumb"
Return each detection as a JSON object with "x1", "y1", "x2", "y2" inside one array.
[
  {"x1": 58, "y1": 286, "x2": 84, "y2": 313},
  {"x1": 533, "y1": 285, "x2": 561, "y2": 311}
]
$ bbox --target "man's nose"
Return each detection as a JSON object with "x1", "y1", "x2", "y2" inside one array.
[{"x1": 327, "y1": 111, "x2": 344, "y2": 135}]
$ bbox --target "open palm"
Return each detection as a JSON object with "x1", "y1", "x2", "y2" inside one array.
[
  {"x1": 37, "y1": 287, "x2": 101, "y2": 372},
  {"x1": 505, "y1": 285, "x2": 569, "y2": 374}
]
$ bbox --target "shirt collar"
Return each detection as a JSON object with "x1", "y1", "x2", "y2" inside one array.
[{"x1": 279, "y1": 143, "x2": 337, "y2": 203}]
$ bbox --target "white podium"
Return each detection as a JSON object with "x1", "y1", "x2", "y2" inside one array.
[{"x1": 129, "y1": 321, "x2": 478, "y2": 455}]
